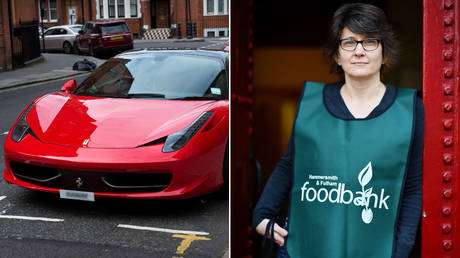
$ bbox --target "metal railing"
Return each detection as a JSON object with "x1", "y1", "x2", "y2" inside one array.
[{"x1": 12, "y1": 21, "x2": 41, "y2": 68}]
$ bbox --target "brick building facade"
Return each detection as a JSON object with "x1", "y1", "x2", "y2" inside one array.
[
  {"x1": 0, "y1": 0, "x2": 41, "y2": 72},
  {"x1": 37, "y1": 0, "x2": 228, "y2": 38},
  {"x1": 0, "y1": 0, "x2": 228, "y2": 72},
  {"x1": 172, "y1": 0, "x2": 229, "y2": 38},
  {"x1": 0, "y1": 1, "x2": 13, "y2": 71}
]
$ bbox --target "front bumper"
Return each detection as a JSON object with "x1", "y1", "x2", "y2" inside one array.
[{"x1": 3, "y1": 133, "x2": 224, "y2": 199}]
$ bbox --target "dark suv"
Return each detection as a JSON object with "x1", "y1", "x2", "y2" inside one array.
[{"x1": 74, "y1": 20, "x2": 133, "y2": 56}]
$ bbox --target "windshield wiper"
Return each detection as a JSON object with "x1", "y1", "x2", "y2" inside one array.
[
  {"x1": 124, "y1": 93, "x2": 166, "y2": 98},
  {"x1": 171, "y1": 96, "x2": 224, "y2": 100}
]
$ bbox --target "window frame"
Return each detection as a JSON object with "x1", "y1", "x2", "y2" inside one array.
[
  {"x1": 38, "y1": 0, "x2": 58, "y2": 23},
  {"x1": 99, "y1": 0, "x2": 104, "y2": 19},
  {"x1": 204, "y1": 27, "x2": 229, "y2": 38},
  {"x1": 117, "y1": 0, "x2": 125, "y2": 18},
  {"x1": 108, "y1": 0, "x2": 115, "y2": 18},
  {"x1": 130, "y1": 0, "x2": 138, "y2": 18},
  {"x1": 97, "y1": 0, "x2": 140, "y2": 19},
  {"x1": 203, "y1": 0, "x2": 228, "y2": 16}
]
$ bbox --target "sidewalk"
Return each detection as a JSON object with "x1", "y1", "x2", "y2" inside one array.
[
  {"x1": 0, "y1": 53, "x2": 104, "y2": 90},
  {"x1": 133, "y1": 37, "x2": 228, "y2": 44}
]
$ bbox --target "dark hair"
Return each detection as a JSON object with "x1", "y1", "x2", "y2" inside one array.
[{"x1": 324, "y1": 3, "x2": 400, "y2": 74}]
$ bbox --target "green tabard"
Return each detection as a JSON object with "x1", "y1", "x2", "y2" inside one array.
[{"x1": 286, "y1": 82, "x2": 415, "y2": 258}]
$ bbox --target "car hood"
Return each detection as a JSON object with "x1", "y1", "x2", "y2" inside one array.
[{"x1": 26, "y1": 93, "x2": 218, "y2": 148}]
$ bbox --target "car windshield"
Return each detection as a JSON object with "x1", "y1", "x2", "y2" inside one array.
[
  {"x1": 100, "y1": 23, "x2": 129, "y2": 34},
  {"x1": 73, "y1": 53, "x2": 228, "y2": 100},
  {"x1": 69, "y1": 26, "x2": 82, "y2": 33}
]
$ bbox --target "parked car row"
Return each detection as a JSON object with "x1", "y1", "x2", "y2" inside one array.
[
  {"x1": 40, "y1": 20, "x2": 133, "y2": 57},
  {"x1": 39, "y1": 24, "x2": 82, "y2": 54}
]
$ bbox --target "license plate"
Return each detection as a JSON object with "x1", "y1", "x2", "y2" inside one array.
[
  {"x1": 59, "y1": 189, "x2": 95, "y2": 202},
  {"x1": 110, "y1": 36, "x2": 123, "y2": 40}
]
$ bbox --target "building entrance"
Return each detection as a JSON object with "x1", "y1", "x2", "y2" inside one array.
[{"x1": 150, "y1": 0, "x2": 170, "y2": 28}]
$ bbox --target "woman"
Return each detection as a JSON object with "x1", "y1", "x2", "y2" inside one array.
[{"x1": 253, "y1": 3, "x2": 423, "y2": 258}]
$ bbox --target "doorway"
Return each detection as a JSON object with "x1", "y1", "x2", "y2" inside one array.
[
  {"x1": 230, "y1": 0, "x2": 424, "y2": 257},
  {"x1": 150, "y1": 0, "x2": 170, "y2": 28}
]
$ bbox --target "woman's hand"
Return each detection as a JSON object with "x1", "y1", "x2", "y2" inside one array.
[{"x1": 255, "y1": 218, "x2": 289, "y2": 246}]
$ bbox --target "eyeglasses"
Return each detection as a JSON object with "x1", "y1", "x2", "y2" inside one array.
[{"x1": 339, "y1": 38, "x2": 380, "y2": 51}]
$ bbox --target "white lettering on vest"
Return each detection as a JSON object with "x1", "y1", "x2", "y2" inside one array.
[{"x1": 299, "y1": 162, "x2": 391, "y2": 224}]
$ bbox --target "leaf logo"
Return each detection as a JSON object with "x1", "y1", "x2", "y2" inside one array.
[
  {"x1": 362, "y1": 208, "x2": 373, "y2": 224},
  {"x1": 358, "y1": 162, "x2": 373, "y2": 187},
  {"x1": 357, "y1": 162, "x2": 374, "y2": 224}
]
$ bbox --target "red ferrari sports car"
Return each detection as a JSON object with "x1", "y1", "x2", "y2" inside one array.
[{"x1": 3, "y1": 49, "x2": 229, "y2": 201}]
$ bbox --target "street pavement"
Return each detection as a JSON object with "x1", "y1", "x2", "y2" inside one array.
[
  {"x1": 0, "y1": 53, "x2": 103, "y2": 90},
  {"x1": 0, "y1": 38, "x2": 229, "y2": 258}
]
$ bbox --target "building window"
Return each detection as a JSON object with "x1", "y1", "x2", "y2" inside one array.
[
  {"x1": 98, "y1": 0, "x2": 139, "y2": 19},
  {"x1": 99, "y1": 1, "x2": 104, "y2": 19},
  {"x1": 130, "y1": 0, "x2": 137, "y2": 17},
  {"x1": 217, "y1": 0, "x2": 224, "y2": 14},
  {"x1": 204, "y1": 27, "x2": 228, "y2": 37},
  {"x1": 206, "y1": 0, "x2": 214, "y2": 15},
  {"x1": 108, "y1": 0, "x2": 115, "y2": 18},
  {"x1": 204, "y1": 0, "x2": 228, "y2": 16},
  {"x1": 39, "y1": 0, "x2": 58, "y2": 22},
  {"x1": 117, "y1": 0, "x2": 125, "y2": 18},
  {"x1": 49, "y1": 0, "x2": 57, "y2": 20},
  {"x1": 39, "y1": 0, "x2": 48, "y2": 20}
]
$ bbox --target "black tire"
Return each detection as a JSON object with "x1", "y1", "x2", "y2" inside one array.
[{"x1": 63, "y1": 41, "x2": 72, "y2": 54}]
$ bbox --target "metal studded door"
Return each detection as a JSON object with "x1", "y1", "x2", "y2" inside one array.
[
  {"x1": 231, "y1": 0, "x2": 255, "y2": 257},
  {"x1": 422, "y1": 0, "x2": 460, "y2": 257}
]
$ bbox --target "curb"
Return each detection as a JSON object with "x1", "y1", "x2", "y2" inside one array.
[
  {"x1": 173, "y1": 38, "x2": 206, "y2": 42},
  {"x1": 24, "y1": 55, "x2": 45, "y2": 66},
  {"x1": 0, "y1": 71, "x2": 89, "y2": 91},
  {"x1": 134, "y1": 37, "x2": 227, "y2": 43},
  {"x1": 134, "y1": 38, "x2": 205, "y2": 43}
]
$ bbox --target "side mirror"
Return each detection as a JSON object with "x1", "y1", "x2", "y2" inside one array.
[
  {"x1": 78, "y1": 30, "x2": 84, "y2": 35},
  {"x1": 61, "y1": 79, "x2": 77, "y2": 93}
]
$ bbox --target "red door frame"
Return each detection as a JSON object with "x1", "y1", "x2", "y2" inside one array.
[
  {"x1": 422, "y1": 0, "x2": 460, "y2": 257},
  {"x1": 230, "y1": 0, "x2": 254, "y2": 256}
]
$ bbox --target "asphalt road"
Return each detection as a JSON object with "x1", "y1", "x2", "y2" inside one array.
[{"x1": 0, "y1": 76, "x2": 229, "y2": 257}]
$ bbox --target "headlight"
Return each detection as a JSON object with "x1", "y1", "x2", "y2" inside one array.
[
  {"x1": 11, "y1": 103, "x2": 36, "y2": 142},
  {"x1": 162, "y1": 112, "x2": 214, "y2": 153}
]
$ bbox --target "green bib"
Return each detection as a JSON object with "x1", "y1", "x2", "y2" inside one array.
[{"x1": 286, "y1": 82, "x2": 415, "y2": 258}]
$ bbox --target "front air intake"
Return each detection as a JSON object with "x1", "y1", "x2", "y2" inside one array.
[
  {"x1": 102, "y1": 173, "x2": 172, "y2": 192},
  {"x1": 10, "y1": 162, "x2": 61, "y2": 183}
]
